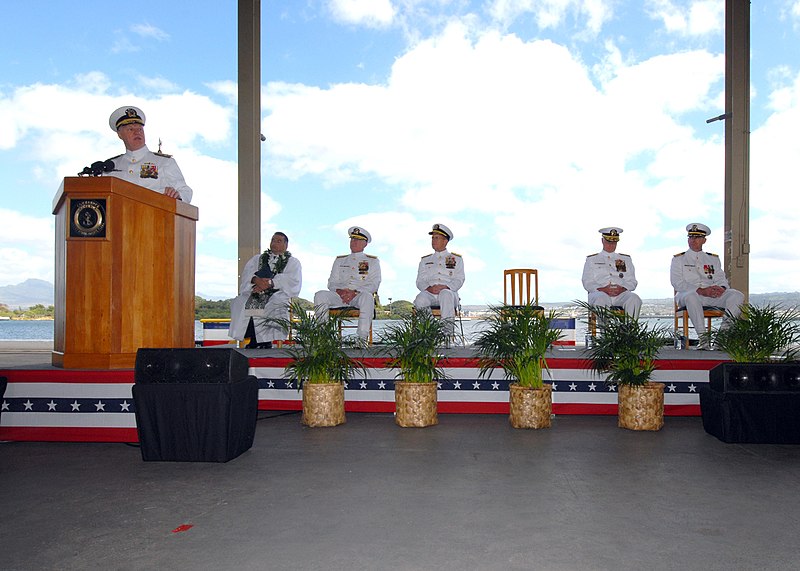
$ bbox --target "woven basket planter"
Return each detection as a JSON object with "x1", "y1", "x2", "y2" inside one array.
[
  {"x1": 394, "y1": 381, "x2": 438, "y2": 427},
  {"x1": 509, "y1": 383, "x2": 552, "y2": 429},
  {"x1": 302, "y1": 382, "x2": 346, "y2": 427},
  {"x1": 618, "y1": 382, "x2": 665, "y2": 431}
]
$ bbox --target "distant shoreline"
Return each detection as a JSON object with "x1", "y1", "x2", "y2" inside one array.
[{"x1": 0, "y1": 340, "x2": 53, "y2": 351}]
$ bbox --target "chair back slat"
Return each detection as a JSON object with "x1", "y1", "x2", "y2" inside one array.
[{"x1": 504, "y1": 269, "x2": 538, "y2": 306}]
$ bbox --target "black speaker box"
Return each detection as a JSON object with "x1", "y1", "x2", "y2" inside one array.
[
  {"x1": 708, "y1": 362, "x2": 800, "y2": 393},
  {"x1": 132, "y1": 348, "x2": 258, "y2": 462},
  {"x1": 135, "y1": 347, "x2": 250, "y2": 384},
  {"x1": 701, "y1": 362, "x2": 800, "y2": 444}
]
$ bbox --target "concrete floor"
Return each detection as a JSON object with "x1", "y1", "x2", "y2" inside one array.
[{"x1": 2, "y1": 412, "x2": 800, "y2": 571}]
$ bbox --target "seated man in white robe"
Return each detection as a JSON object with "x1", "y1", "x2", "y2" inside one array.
[{"x1": 229, "y1": 232, "x2": 302, "y2": 348}]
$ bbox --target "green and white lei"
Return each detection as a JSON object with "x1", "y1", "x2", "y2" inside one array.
[{"x1": 253, "y1": 250, "x2": 292, "y2": 300}]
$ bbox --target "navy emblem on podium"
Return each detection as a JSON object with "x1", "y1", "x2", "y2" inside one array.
[{"x1": 70, "y1": 199, "x2": 106, "y2": 238}]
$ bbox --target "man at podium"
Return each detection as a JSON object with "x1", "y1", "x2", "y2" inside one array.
[{"x1": 104, "y1": 106, "x2": 193, "y2": 203}]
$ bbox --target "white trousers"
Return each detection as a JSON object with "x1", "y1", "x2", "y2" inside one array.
[
  {"x1": 313, "y1": 290, "x2": 375, "y2": 339},
  {"x1": 228, "y1": 291, "x2": 291, "y2": 343},
  {"x1": 414, "y1": 289, "x2": 459, "y2": 333},
  {"x1": 674, "y1": 288, "x2": 745, "y2": 335},
  {"x1": 587, "y1": 290, "x2": 642, "y2": 319}
]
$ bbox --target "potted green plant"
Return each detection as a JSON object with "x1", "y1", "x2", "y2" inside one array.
[
  {"x1": 379, "y1": 311, "x2": 450, "y2": 427},
  {"x1": 705, "y1": 303, "x2": 800, "y2": 392},
  {"x1": 578, "y1": 302, "x2": 670, "y2": 431},
  {"x1": 701, "y1": 304, "x2": 800, "y2": 443},
  {"x1": 270, "y1": 301, "x2": 365, "y2": 427},
  {"x1": 706, "y1": 304, "x2": 800, "y2": 364},
  {"x1": 473, "y1": 304, "x2": 564, "y2": 429}
]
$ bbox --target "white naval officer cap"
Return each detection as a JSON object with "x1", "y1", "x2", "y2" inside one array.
[
  {"x1": 429, "y1": 223, "x2": 453, "y2": 241},
  {"x1": 109, "y1": 106, "x2": 145, "y2": 132},
  {"x1": 599, "y1": 227, "x2": 622, "y2": 242},
  {"x1": 686, "y1": 223, "x2": 711, "y2": 237},
  {"x1": 348, "y1": 226, "x2": 372, "y2": 243}
]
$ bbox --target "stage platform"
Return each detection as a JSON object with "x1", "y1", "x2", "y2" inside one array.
[{"x1": 0, "y1": 344, "x2": 727, "y2": 442}]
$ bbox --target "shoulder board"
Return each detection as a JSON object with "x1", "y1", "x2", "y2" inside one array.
[
  {"x1": 153, "y1": 150, "x2": 173, "y2": 158},
  {"x1": 336, "y1": 254, "x2": 348, "y2": 259},
  {"x1": 421, "y1": 253, "x2": 433, "y2": 259},
  {"x1": 451, "y1": 252, "x2": 462, "y2": 257},
  {"x1": 107, "y1": 154, "x2": 123, "y2": 161},
  {"x1": 586, "y1": 253, "x2": 598, "y2": 258},
  {"x1": 365, "y1": 254, "x2": 377, "y2": 259},
  {"x1": 707, "y1": 251, "x2": 718, "y2": 257},
  {"x1": 673, "y1": 252, "x2": 685, "y2": 257},
  {"x1": 618, "y1": 252, "x2": 630, "y2": 257}
]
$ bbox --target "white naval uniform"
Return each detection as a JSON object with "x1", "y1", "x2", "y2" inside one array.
[
  {"x1": 314, "y1": 252, "x2": 381, "y2": 339},
  {"x1": 581, "y1": 250, "x2": 642, "y2": 318},
  {"x1": 670, "y1": 249, "x2": 744, "y2": 335},
  {"x1": 229, "y1": 252, "x2": 302, "y2": 343},
  {"x1": 414, "y1": 249, "x2": 465, "y2": 327},
  {"x1": 103, "y1": 145, "x2": 193, "y2": 203}
]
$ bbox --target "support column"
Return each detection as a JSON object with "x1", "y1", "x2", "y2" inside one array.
[
  {"x1": 724, "y1": 0, "x2": 750, "y2": 301},
  {"x1": 238, "y1": 0, "x2": 261, "y2": 281}
]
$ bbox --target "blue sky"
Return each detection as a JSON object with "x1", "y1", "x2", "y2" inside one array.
[{"x1": 2, "y1": 0, "x2": 800, "y2": 306}]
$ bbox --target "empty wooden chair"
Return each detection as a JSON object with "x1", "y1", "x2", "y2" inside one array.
[{"x1": 503, "y1": 269, "x2": 539, "y2": 307}]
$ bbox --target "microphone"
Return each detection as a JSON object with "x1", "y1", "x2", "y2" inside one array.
[{"x1": 79, "y1": 160, "x2": 116, "y2": 176}]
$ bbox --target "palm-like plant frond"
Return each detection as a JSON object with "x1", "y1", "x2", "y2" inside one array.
[
  {"x1": 708, "y1": 304, "x2": 800, "y2": 363},
  {"x1": 268, "y1": 301, "x2": 366, "y2": 387},
  {"x1": 473, "y1": 304, "x2": 564, "y2": 389},
  {"x1": 379, "y1": 312, "x2": 450, "y2": 383},
  {"x1": 577, "y1": 301, "x2": 669, "y2": 386}
]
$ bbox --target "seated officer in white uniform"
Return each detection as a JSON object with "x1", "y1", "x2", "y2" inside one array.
[
  {"x1": 103, "y1": 106, "x2": 193, "y2": 203},
  {"x1": 414, "y1": 223, "x2": 465, "y2": 333},
  {"x1": 671, "y1": 223, "x2": 744, "y2": 345},
  {"x1": 229, "y1": 231, "x2": 302, "y2": 348},
  {"x1": 314, "y1": 226, "x2": 382, "y2": 340},
  {"x1": 581, "y1": 227, "x2": 642, "y2": 318}
]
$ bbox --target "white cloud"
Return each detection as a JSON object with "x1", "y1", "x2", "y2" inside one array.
[
  {"x1": 131, "y1": 23, "x2": 170, "y2": 41},
  {"x1": 137, "y1": 76, "x2": 180, "y2": 93},
  {"x1": 259, "y1": 20, "x2": 769, "y2": 302},
  {"x1": 0, "y1": 209, "x2": 54, "y2": 285},
  {"x1": 328, "y1": 0, "x2": 396, "y2": 28},
  {"x1": 488, "y1": 0, "x2": 613, "y2": 35},
  {"x1": 208, "y1": 80, "x2": 238, "y2": 106},
  {"x1": 646, "y1": 0, "x2": 723, "y2": 36},
  {"x1": 110, "y1": 36, "x2": 140, "y2": 54}
]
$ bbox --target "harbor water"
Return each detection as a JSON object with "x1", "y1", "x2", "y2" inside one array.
[{"x1": 0, "y1": 317, "x2": 681, "y2": 345}]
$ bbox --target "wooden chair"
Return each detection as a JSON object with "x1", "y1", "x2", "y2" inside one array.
[
  {"x1": 504, "y1": 269, "x2": 539, "y2": 307},
  {"x1": 329, "y1": 307, "x2": 373, "y2": 345},
  {"x1": 329, "y1": 293, "x2": 378, "y2": 345},
  {"x1": 588, "y1": 306, "x2": 624, "y2": 337},
  {"x1": 430, "y1": 303, "x2": 466, "y2": 347},
  {"x1": 674, "y1": 298, "x2": 725, "y2": 348},
  {"x1": 286, "y1": 304, "x2": 302, "y2": 342}
]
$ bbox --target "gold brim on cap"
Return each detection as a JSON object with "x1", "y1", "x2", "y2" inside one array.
[{"x1": 116, "y1": 117, "x2": 144, "y2": 129}]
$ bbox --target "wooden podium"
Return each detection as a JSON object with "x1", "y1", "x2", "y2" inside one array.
[{"x1": 52, "y1": 177, "x2": 199, "y2": 369}]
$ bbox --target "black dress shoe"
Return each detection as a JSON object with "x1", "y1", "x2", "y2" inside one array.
[{"x1": 254, "y1": 342, "x2": 272, "y2": 349}]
